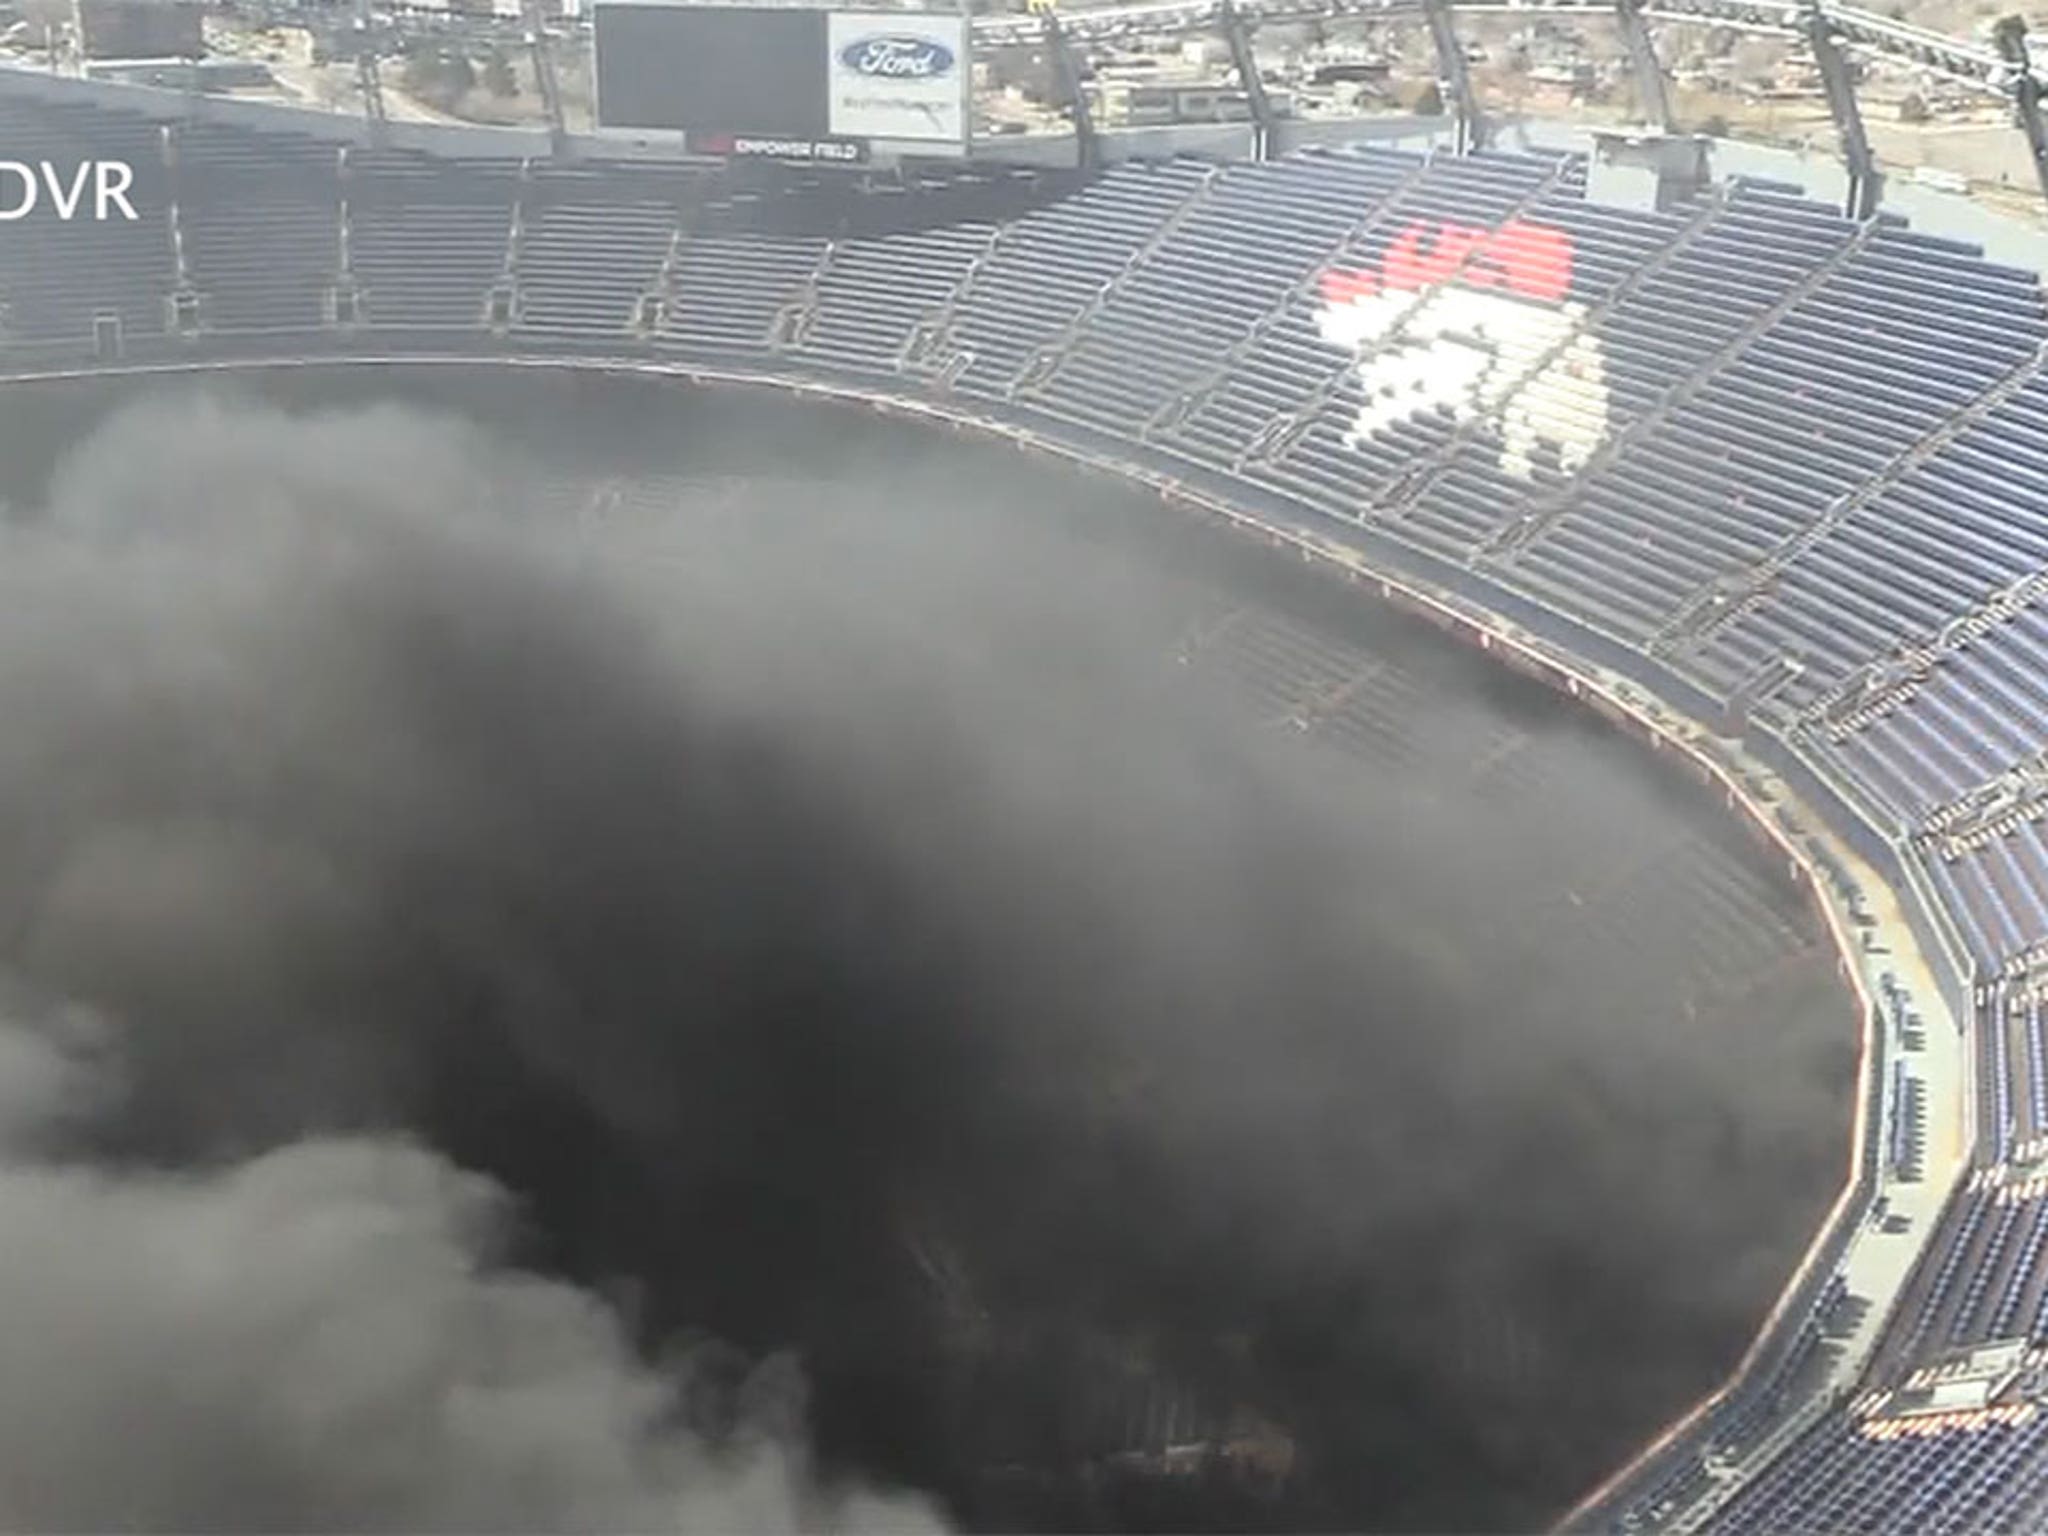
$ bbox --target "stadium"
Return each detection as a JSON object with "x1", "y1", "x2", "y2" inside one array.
[{"x1": 2, "y1": 0, "x2": 2048, "y2": 1530}]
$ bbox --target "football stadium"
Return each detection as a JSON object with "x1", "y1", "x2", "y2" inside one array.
[{"x1": 1, "y1": 0, "x2": 2047, "y2": 1531}]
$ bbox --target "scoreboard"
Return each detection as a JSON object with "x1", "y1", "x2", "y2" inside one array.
[{"x1": 592, "y1": 2, "x2": 969, "y2": 156}]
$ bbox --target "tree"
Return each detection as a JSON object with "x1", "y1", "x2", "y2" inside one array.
[
  {"x1": 483, "y1": 49, "x2": 517, "y2": 99},
  {"x1": 400, "y1": 48, "x2": 476, "y2": 112}
]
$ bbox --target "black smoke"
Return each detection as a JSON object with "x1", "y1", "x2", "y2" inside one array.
[{"x1": 0, "y1": 378, "x2": 1853, "y2": 1533}]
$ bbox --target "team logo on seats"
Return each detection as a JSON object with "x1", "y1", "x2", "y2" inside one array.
[{"x1": 1315, "y1": 219, "x2": 1610, "y2": 482}]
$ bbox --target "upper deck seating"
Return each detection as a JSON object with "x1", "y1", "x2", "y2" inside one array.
[
  {"x1": 0, "y1": 96, "x2": 173, "y2": 348},
  {"x1": 176, "y1": 122, "x2": 343, "y2": 333},
  {"x1": 347, "y1": 149, "x2": 520, "y2": 331}
]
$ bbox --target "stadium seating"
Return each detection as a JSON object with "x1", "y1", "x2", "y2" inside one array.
[
  {"x1": 798, "y1": 224, "x2": 990, "y2": 372},
  {"x1": 176, "y1": 122, "x2": 343, "y2": 332},
  {"x1": 347, "y1": 149, "x2": 520, "y2": 332},
  {"x1": 925, "y1": 156, "x2": 1215, "y2": 396},
  {"x1": 658, "y1": 229, "x2": 826, "y2": 355},
  {"x1": 1704, "y1": 1406, "x2": 2048, "y2": 1536},
  {"x1": 0, "y1": 95, "x2": 172, "y2": 350},
  {"x1": 1017, "y1": 151, "x2": 1441, "y2": 440},
  {"x1": 515, "y1": 191, "x2": 672, "y2": 339}
]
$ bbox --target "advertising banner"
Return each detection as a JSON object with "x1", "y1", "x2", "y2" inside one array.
[
  {"x1": 686, "y1": 132, "x2": 869, "y2": 164},
  {"x1": 826, "y1": 11, "x2": 968, "y2": 146}
]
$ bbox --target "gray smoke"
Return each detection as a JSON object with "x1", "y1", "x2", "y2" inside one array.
[
  {"x1": 0, "y1": 382, "x2": 1852, "y2": 1534},
  {"x1": 0, "y1": 1111, "x2": 927, "y2": 1532},
  {"x1": 0, "y1": 396, "x2": 950, "y2": 1533}
]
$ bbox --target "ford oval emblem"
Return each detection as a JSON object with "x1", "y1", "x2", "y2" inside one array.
[{"x1": 839, "y1": 34, "x2": 955, "y2": 81}]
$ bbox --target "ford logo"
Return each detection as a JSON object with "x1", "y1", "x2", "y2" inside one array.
[{"x1": 839, "y1": 34, "x2": 955, "y2": 80}]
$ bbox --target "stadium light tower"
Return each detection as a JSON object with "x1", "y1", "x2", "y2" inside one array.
[
  {"x1": 352, "y1": 0, "x2": 387, "y2": 140},
  {"x1": 1613, "y1": 0, "x2": 1673, "y2": 132},
  {"x1": 1042, "y1": 12, "x2": 1100, "y2": 172},
  {"x1": 1421, "y1": 0, "x2": 1484, "y2": 153},
  {"x1": 1216, "y1": 0, "x2": 1276, "y2": 160},
  {"x1": 1992, "y1": 16, "x2": 2048, "y2": 206},
  {"x1": 522, "y1": 0, "x2": 568, "y2": 153},
  {"x1": 958, "y1": 0, "x2": 974, "y2": 163},
  {"x1": 1801, "y1": 0, "x2": 1882, "y2": 218}
]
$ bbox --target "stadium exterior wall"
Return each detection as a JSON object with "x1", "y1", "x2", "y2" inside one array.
[{"x1": 0, "y1": 334, "x2": 1939, "y2": 1531}]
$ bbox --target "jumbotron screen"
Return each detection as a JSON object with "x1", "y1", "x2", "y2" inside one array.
[
  {"x1": 592, "y1": 2, "x2": 968, "y2": 149},
  {"x1": 593, "y1": 4, "x2": 826, "y2": 137}
]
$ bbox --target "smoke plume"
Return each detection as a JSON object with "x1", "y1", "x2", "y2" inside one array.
[{"x1": 0, "y1": 380, "x2": 1853, "y2": 1533}]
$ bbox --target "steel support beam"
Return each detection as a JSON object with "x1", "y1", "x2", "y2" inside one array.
[
  {"x1": 522, "y1": 0, "x2": 566, "y2": 155},
  {"x1": 1423, "y1": 0, "x2": 1484, "y2": 152},
  {"x1": 353, "y1": 0, "x2": 387, "y2": 139},
  {"x1": 1616, "y1": 0, "x2": 1675, "y2": 130},
  {"x1": 1217, "y1": 0, "x2": 1275, "y2": 159},
  {"x1": 1044, "y1": 15, "x2": 1099, "y2": 173},
  {"x1": 355, "y1": 53, "x2": 387, "y2": 137},
  {"x1": 1994, "y1": 17, "x2": 2048, "y2": 206},
  {"x1": 209, "y1": 0, "x2": 2048, "y2": 215},
  {"x1": 254, "y1": 0, "x2": 2013, "y2": 98},
  {"x1": 1805, "y1": 0, "x2": 1881, "y2": 218}
]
